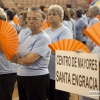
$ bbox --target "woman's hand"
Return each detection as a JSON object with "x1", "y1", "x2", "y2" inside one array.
[
  {"x1": 74, "y1": 49, "x2": 86, "y2": 53},
  {"x1": 10, "y1": 53, "x2": 20, "y2": 63},
  {"x1": 91, "y1": 42, "x2": 94, "y2": 50}
]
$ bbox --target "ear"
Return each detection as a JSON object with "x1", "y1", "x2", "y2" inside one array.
[
  {"x1": 26, "y1": 20, "x2": 27, "y2": 24},
  {"x1": 60, "y1": 16, "x2": 63, "y2": 21}
]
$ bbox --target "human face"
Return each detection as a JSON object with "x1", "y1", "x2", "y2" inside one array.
[
  {"x1": 18, "y1": 15, "x2": 26, "y2": 27},
  {"x1": 26, "y1": 11, "x2": 43, "y2": 31},
  {"x1": 47, "y1": 11, "x2": 62, "y2": 24},
  {"x1": 89, "y1": 8, "x2": 94, "y2": 18},
  {"x1": 86, "y1": 10, "x2": 90, "y2": 17}
]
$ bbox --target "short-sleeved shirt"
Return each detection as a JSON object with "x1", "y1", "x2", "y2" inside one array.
[
  {"x1": 62, "y1": 20, "x2": 73, "y2": 35},
  {"x1": 0, "y1": 52, "x2": 18, "y2": 74},
  {"x1": 87, "y1": 17, "x2": 99, "y2": 28},
  {"x1": 9, "y1": 21, "x2": 17, "y2": 31},
  {"x1": 44, "y1": 25, "x2": 73, "y2": 80},
  {"x1": 18, "y1": 27, "x2": 31, "y2": 43},
  {"x1": 70, "y1": 18, "x2": 76, "y2": 39},
  {"x1": 17, "y1": 31, "x2": 51, "y2": 76},
  {"x1": 82, "y1": 14, "x2": 88, "y2": 24},
  {"x1": 75, "y1": 18, "x2": 87, "y2": 42},
  {"x1": 86, "y1": 17, "x2": 99, "y2": 51},
  {"x1": 91, "y1": 45, "x2": 100, "y2": 60}
]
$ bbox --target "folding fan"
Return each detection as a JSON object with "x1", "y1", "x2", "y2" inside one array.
[
  {"x1": 41, "y1": 20, "x2": 51, "y2": 30},
  {"x1": 0, "y1": 20, "x2": 18, "y2": 60},
  {"x1": 13, "y1": 16, "x2": 19, "y2": 26},
  {"x1": 96, "y1": 14, "x2": 100, "y2": 21},
  {"x1": 48, "y1": 39, "x2": 90, "y2": 53},
  {"x1": 83, "y1": 22, "x2": 100, "y2": 46}
]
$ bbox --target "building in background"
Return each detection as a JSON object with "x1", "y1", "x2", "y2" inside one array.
[{"x1": 0, "y1": 0, "x2": 94, "y2": 10}]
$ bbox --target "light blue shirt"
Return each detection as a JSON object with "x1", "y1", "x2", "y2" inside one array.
[
  {"x1": 75, "y1": 18, "x2": 87, "y2": 42},
  {"x1": 71, "y1": 18, "x2": 76, "y2": 39},
  {"x1": 17, "y1": 31, "x2": 51, "y2": 76},
  {"x1": 0, "y1": 52, "x2": 18, "y2": 74},
  {"x1": 9, "y1": 21, "x2": 17, "y2": 31},
  {"x1": 45, "y1": 25, "x2": 73, "y2": 80},
  {"x1": 62, "y1": 20, "x2": 73, "y2": 35},
  {"x1": 86, "y1": 17, "x2": 99, "y2": 51},
  {"x1": 87, "y1": 17, "x2": 99, "y2": 28},
  {"x1": 82, "y1": 14, "x2": 88, "y2": 24},
  {"x1": 18, "y1": 27, "x2": 31, "y2": 43}
]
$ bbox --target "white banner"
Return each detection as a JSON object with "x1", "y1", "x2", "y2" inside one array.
[{"x1": 55, "y1": 50, "x2": 99, "y2": 99}]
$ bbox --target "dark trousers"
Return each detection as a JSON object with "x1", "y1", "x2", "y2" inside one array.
[
  {"x1": 0, "y1": 73, "x2": 17, "y2": 100},
  {"x1": 48, "y1": 79, "x2": 70, "y2": 100},
  {"x1": 17, "y1": 74, "x2": 49, "y2": 100},
  {"x1": 82, "y1": 41, "x2": 86, "y2": 45}
]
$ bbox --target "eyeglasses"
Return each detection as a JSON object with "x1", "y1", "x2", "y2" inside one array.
[{"x1": 26, "y1": 17, "x2": 41, "y2": 22}]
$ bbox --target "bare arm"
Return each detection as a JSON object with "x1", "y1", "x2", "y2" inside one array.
[
  {"x1": 17, "y1": 52, "x2": 40, "y2": 66},
  {"x1": 10, "y1": 53, "x2": 20, "y2": 63}
]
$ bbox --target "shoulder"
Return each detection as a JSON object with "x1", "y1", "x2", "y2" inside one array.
[
  {"x1": 44, "y1": 27, "x2": 51, "y2": 32},
  {"x1": 92, "y1": 18, "x2": 99, "y2": 22},
  {"x1": 61, "y1": 25, "x2": 71, "y2": 32},
  {"x1": 37, "y1": 31, "x2": 51, "y2": 43}
]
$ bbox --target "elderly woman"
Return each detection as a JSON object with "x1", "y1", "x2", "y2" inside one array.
[
  {"x1": 86, "y1": 6, "x2": 100, "y2": 51},
  {"x1": 45, "y1": 5, "x2": 73, "y2": 100},
  {"x1": 0, "y1": 7, "x2": 18, "y2": 100},
  {"x1": 18, "y1": 11, "x2": 31, "y2": 43},
  {"x1": 11, "y1": 7, "x2": 51, "y2": 100}
]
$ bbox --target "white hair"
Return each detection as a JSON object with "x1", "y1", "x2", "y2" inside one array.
[
  {"x1": 47, "y1": 5, "x2": 64, "y2": 19},
  {"x1": 27, "y1": 7, "x2": 43, "y2": 19},
  {"x1": 90, "y1": 6, "x2": 100, "y2": 16},
  {"x1": 0, "y1": 7, "x2": 7, "y2": 21}
]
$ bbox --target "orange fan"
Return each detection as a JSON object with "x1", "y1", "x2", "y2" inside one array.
[
  {"x1": 96, "y1": 14, "x2": 100, "y2": 21},
  {"x1": 83, "y1": 22, "x2": 100, "y2": 46},
  {"x1": 13, "y1": 16, "x2": 19, "y2": 26},
  {"x1": 41, "y1": 20, "x2": 51, "y2": 30},
  {"x1": 48, "y1": 39, "x2": 90, "y2": 53},
  {"x1": 0, "y1": 20, "x2": 18, "y2": 60}
]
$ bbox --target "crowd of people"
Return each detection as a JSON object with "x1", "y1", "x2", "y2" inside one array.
[{"x1": 0, "y1": 4, "x2": 100, "y2": 100}]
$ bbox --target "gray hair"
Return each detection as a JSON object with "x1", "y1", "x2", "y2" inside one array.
[
  {"x1": 0, "y1": 7, "x2": 7, "y2": 21},
  {"x1": 91, "y1": 6, "x2": 100, "y2": 16},
  {"x1": 47, "y1": 5, "x2": 64, "y2": 19},
  {"x1": 28, "y1": 7, "x2": 43, "y2": 19}
]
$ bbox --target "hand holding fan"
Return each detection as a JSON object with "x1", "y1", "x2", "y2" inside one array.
[
  {"x1": 83, "y1": 22, "x2": 100, "y2": 46},
  {"x1": 48, "y1": 39, "x2": 90, "y2": 53},
  {"x1": 0, "y1": 20, "x2": 18, "y2": 60}
]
